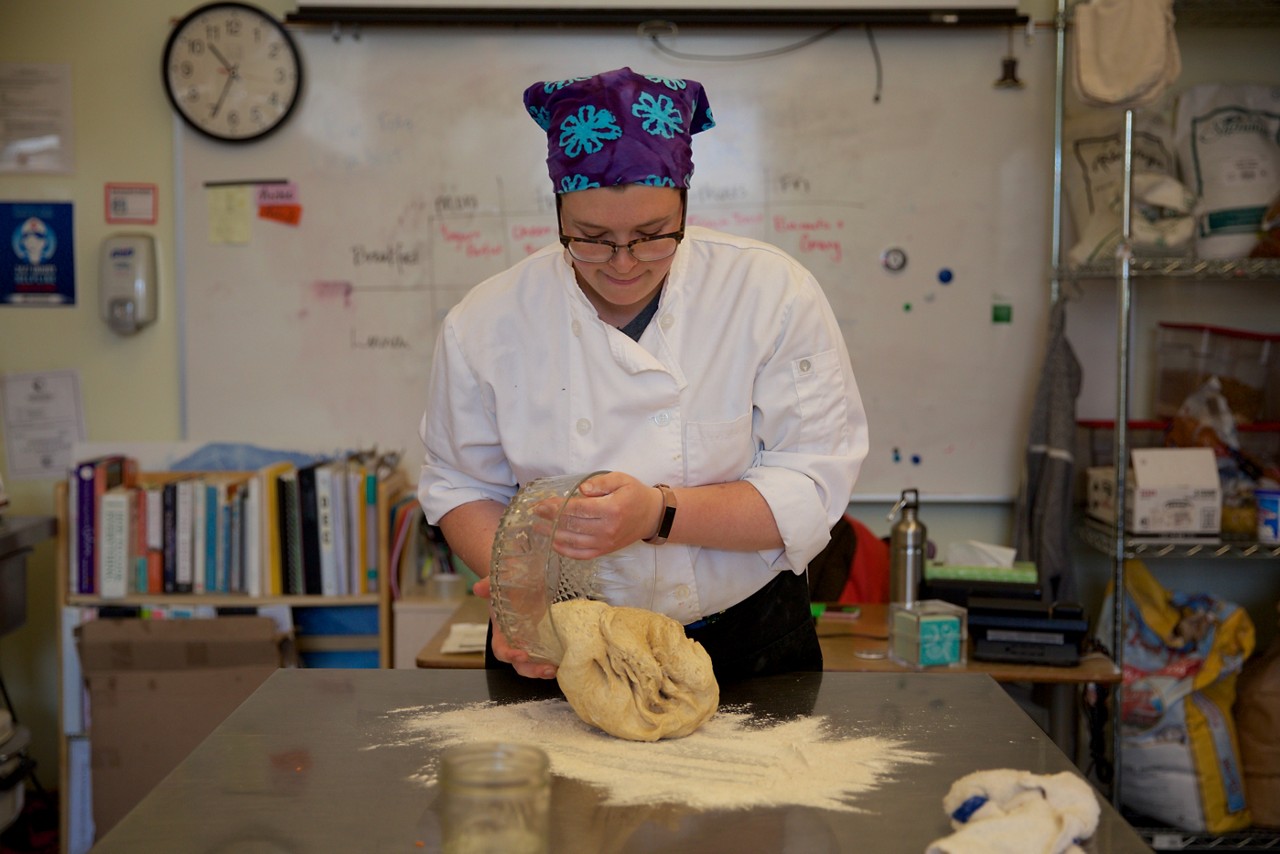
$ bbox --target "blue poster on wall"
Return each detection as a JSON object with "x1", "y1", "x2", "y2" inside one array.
[{"x1": 1, "y1": 201, "x2": 75, "y2": 305}]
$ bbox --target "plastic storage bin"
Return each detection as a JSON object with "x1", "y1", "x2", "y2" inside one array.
[{"x1": 1155, "y1": 322, "x2": 1275, "y2": 423}]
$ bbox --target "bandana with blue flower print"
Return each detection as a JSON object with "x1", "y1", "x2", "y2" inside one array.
[{"x1": 523, "y1": 67, "x2": 715, "y2": 194}]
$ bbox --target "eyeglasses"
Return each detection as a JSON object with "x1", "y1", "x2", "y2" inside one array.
[
  {"x1": 559, "y1": 231, "x2": 684, "y2": 263},
  {"x1": 557, "y1": 192, "x2": 686, "y2": 264}
]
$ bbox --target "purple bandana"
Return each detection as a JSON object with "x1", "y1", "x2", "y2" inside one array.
[{"x1": 524, "y1": 67, "x2": 715, "y2": 194}]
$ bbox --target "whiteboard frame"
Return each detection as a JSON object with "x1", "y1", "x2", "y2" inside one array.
[{"x1": 288, "y1": 3, "x2": 1028, "y2": 27}]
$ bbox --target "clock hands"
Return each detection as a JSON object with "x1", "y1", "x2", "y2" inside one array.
[
  {"x1": 210, "y1": 71, "x2": 234, "y2": 119},
  {"x1": 205, "y1": 43, "x2": 240, "y2": 120},
  {"x1": 208, "y1": 43, "x2": 234, "y2": 73}
]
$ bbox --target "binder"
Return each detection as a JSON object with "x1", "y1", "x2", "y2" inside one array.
[
  {"x1": 297, "y1": 462, "x2": 325, "y2": 595},
  {"x1": 257, "y1": 462, "x2": 294, "y2": 597},
  {"x1": 276, "y1": 470, "x2": 304, "y2": 595}
]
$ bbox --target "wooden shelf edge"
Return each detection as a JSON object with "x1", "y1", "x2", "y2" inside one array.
[{"x1": 65, "y1": 593, "x2": 380, "y2": 608}]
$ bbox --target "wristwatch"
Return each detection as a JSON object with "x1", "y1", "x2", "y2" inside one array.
[{"x1": 643, "y1": 483, "x2": 678, "y2": 545}]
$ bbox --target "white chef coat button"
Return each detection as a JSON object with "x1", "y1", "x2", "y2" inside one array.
[
  {"x1": 674, "y1": 584, "x2": 690, "y2": 600},
  {"x1": 654, "y1": 411, "x2": 670, "y2": 427},
  {"x1": 659, "y1": 314, "x2": 674, "y2": 330},
  {"x1": 571, "y1": 319, "x2": 582, "y2": 337},
  {"x1": 799, "y1": 358, "x2": 812, "y2": 373},
  {"x1": 576, "y1": 418, "x2": 591, "y2": 435}
]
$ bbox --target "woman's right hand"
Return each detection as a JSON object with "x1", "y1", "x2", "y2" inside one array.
[{"x1": 472, "y1": 576, "x2": 558, "y2": 680}]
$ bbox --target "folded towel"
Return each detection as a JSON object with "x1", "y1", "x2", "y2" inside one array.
[{"x1": 926, "y1": 769, "x2": 1100, "y2": 854}]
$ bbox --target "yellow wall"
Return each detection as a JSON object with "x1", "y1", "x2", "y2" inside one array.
[{"x1": 0, "y1": 0, "x2": 294, "y2": 794}]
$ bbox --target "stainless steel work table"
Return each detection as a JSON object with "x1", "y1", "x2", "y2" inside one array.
[{"x1": 93, "y1": 668, "x2": 1150, "y2": 852}]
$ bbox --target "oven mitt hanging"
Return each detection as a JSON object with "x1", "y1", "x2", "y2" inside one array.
[
  {"x1": 926, "y1": 769, "x2": 1101, "y2": 854},
  {"x1": 1073, "y1": 0, "x2": 1180, "y2": 109}
]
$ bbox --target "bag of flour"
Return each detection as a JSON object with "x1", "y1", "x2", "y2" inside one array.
[
  {"x1": 1175, "y1": 83, "x2": 1280, "y2": 259},
  {"x1": 1095, "y1": 560, "x2": 1256, "y2": 833},
  {"x1": 1064, "y1": 110, "x2": 1193, "y2": 264}
]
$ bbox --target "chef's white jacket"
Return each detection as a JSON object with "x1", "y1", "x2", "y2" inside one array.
[{"x1": 419, "y1": 226, "x2": 868, "y2": 624}]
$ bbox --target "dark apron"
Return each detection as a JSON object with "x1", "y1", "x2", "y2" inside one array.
[
  {"x1": 485, "y1": 569, "x2": 821, "y2": 684},
  {"x1": 682, "y1": 569, "x2": 822, "y2": 683}
]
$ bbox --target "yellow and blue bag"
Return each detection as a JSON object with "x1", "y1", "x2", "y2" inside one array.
[{"x1": 1096, "y1": 559, "x2": 1255, "y2": 832}]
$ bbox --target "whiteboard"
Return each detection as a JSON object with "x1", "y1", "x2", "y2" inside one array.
[{"x1": 180, "y1": 24, "x2": 1053, "y2": 500}]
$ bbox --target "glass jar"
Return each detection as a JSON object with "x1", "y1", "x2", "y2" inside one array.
[{"x1": 439, "y1": 742, "x2": 550, "y2": 854}]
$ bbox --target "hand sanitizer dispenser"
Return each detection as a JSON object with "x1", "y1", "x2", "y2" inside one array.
[{"x1": 99, "y1": 234, "x2": 157, "y2": 335}]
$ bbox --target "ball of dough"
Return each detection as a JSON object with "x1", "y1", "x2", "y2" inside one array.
[{"x1": 552, "y1": 599, "x2": 719, "y2": 742}]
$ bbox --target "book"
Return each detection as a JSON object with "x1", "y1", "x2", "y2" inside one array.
[
  {"x1": 229, "y1": 484, "x2": 244, "y2": 592},
  {"x1": 257, "y1": 461, "x2": 294, "y2": 597},
  {"x1": 219, "y1": 487, "x2": 234, "y2": 593},
  {"x1": 162, "y1": 479, "x2": 178, "y2": 593},
  {"x1": 243, "y1": 475, "x2": 263, "y2": 597},
  {"x1": 131, "y1": 485, "x2": 149, "y2": 594},
  {"x1": 198, "y1": 473, "x2": 252, "y2": 593},
  {"x1": 144, "y1": 485, "x2": 164, "y2": 594},
  {"x1": 315, "y1": 461, "x2": 340, "y2": 596},
  {"x1": 73, "y1": 455, "x2": 135, "y2": 594},
  {"x1": 277, "y1": 469, "x2": 304, "y2": 595},
  {"x1": 159, "y1": 476, "x2": 197, "y2": 593},
  {"x1": 175, "y1": 478, "x2": 197, "y2": 593},
  {"x1": 297, "y1": 461, "x2": 325, "y2": 595},
  {"x1": 192, "y1": 476, "x2": 207, "y2": 594},
  {"x1": 347, "y1": 460, "x2": 368, "y2": 595},
  {"x1": 363, "y1": 468, "x2": 378, "y2": 593},
  {"x1": 97, "y1": 486, "x2": 134, "y2": 599},
  {"x1": 203, "y1": 481, "x2": 220, "y2": 594},
  {"x1": 329, "y1": 460, "x2": 351, "y2": 596}
]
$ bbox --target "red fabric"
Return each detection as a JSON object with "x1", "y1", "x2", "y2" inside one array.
[{"x1": 836, "y1": 515, "x2": 890, "y2": 604}]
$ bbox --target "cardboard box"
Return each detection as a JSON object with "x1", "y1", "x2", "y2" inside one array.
[
  {"x1": 76, "y1": 616, "x2": 285, "y2": 839},
  {"x1": 1086, "y1": 447, "x2": 1221, "y2": 535}
]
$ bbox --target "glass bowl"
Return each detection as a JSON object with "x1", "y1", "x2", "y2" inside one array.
[{"x1": 488, "y1": 471, "x2": 656, "y2": 663}]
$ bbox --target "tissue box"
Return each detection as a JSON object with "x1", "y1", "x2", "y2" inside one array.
[
  {"x1": 1086, "y1": 447, "x2": 1220, "y2": 535},
  {"x1": 890, "y1": 600, "x2": 967, "y2": 669}
]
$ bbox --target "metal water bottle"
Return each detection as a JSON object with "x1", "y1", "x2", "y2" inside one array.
[{"x1": 888, "y1": 488, "x2": 926, "y2": 605}]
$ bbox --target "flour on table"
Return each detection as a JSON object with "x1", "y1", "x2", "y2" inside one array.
[{"x1": 385, "y1": 699, "x2": 931, "y2": 813}]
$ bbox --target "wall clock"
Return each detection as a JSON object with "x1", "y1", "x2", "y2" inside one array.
[{"x1": 162, "y1": 2, "x2": 302, "y2": 143}]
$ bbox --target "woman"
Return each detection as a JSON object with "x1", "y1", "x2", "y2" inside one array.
[{"x1": 418, "y1": 67, "x2": 868, "y2": 682}]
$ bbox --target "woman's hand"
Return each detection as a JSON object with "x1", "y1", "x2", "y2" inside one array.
[
  {"x1": 532, "y1": 471, "x2": 665, "y2": 559},
  {"x1": 471, "y1": 576, "x2": 558, "y2": 680}
]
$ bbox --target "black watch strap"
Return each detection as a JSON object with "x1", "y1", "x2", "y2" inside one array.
[{"x1": 643, "y1": 483, "x2": 677, "y2": 545}]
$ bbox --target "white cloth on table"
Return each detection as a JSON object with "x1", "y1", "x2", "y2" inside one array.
[{"x1": 926, "y1": 769, "x2": 1101, "y2": 854}]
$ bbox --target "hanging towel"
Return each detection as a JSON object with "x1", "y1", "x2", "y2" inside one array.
[
  {"x1": 1073, "y1": 0, "x2": 1180, "y2": 109},
  {"x1": 926, "y1": 769, "x2": 1101, "y2": 854},
  {"x1": 1014, "y1": 299, "x2": 1082, "y2": 602}
]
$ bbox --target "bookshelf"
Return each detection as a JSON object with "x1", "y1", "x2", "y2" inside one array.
[{"x1": 53, "y1": 463, "x2": 416, "y2": 852}]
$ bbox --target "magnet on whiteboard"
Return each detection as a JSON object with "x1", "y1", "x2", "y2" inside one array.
[{"x1": 880, "y1": 247, "x2": 907, "y2": 272}]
